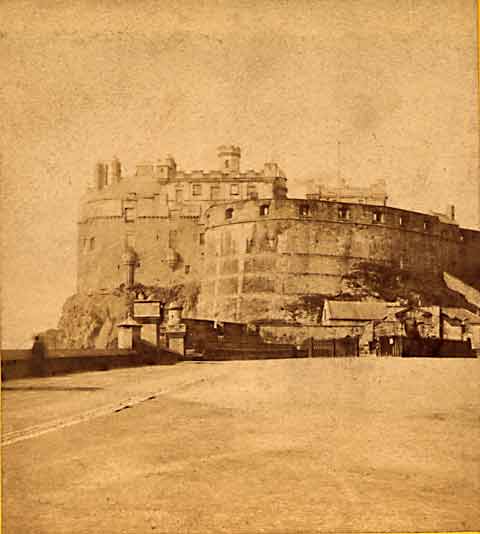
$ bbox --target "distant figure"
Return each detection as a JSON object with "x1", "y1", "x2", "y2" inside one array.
[
  {"x1": 404, "y1": 317, "x2": 421, "y2": 338},
  {"x1": 31, "y1": 336, "x2": 46, "y2": 377},
  {"x1": 215, "y1": 321, "x2": 225, "y2": 342}
]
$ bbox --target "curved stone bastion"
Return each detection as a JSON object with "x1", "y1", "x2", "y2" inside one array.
[{"x1": 197, "y1": 198, "x2": 480, "y2": 322}]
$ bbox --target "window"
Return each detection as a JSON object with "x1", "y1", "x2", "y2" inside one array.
[
  {"x1": 423, "y1": 220, "x2": 430, "y2": 231},
  {"x1": 82, "y1": 238, "x2": 88, "y2": 251},
  {"x1": 89, "y1": 237, "x2": 95, "y2": 250},
  {"x1": 225, "y1": 208, "x2": 234, "y2": 220},
  {"x1": 338, "y1": 207, "x2": 350, "y2": 220},
  {"x1": 230, "y1": 184, "x2": 239, "y2": 196},
  {"x1": 225, "y1": 159, "x2": 229, "y2": 169},
  {"x1": 169, "y1": 229, "x2": 177, "y2": 248},
  {"x1": 399, "y1": 215, "x2": 407, "y2": 226},
  {"x1": 211, "y1": 185, "x2": 221, "y2": 200},
  {"x1": 185, "y1": 265, "x2": 190, "y2": 274},
  {"x1": 247, "y1": 184, "x2": 258, "y2": 199},
  {"x1": 299, "y1": 204, "x2": 310, "y2": 217},
  {"x1": 192, "y1": 184, "x2": 202, "y2": 196},
  {"x1": 259, "y1": 204, "x2": 269, "y2": 216},
  {"x1": 372, "y1": 210, "x2": 384, "y2": 223},
  {"x1": 199, "y1": 233, "x2": 205, "y2": 245},
  {"x1": 125, "y1": 208, "x2": 135, "y2": 222},
  {"x1": 175, "y1": 188, "x2": 183, "y2": 202}
]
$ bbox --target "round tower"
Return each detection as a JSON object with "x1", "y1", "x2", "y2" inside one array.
[{"x1": 218, "y1": 145, "x2": 241, "y2": 172}]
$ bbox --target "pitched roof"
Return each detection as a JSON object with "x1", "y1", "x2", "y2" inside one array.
[
  {"x1": 442, "y1": 308, "x2": 480, "y2": 324},
  {"x1": 117, "y1": 316, "x2": 141, "y2": 327},
  {"x1": 326, "y1": 300, "x2": 389, "y2": 321}
]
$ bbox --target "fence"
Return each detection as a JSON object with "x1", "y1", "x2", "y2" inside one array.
[
  {"x1": 301, "y1": 336, "x2": 360, "y2": 357},
  {"x1": 377, "y1": 336, "x2": 476, "y2": 358}
]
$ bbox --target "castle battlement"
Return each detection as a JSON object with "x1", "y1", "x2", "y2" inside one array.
[{"x1": 91, "y1": 145, "x2": 285, "y2": 195}]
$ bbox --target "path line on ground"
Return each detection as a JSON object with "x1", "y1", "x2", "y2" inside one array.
[{"x1": 1, "y1": 377, "x2": 206, "y2": 447}]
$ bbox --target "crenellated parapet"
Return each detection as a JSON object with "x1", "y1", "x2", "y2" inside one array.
[
  {"x1": 90, "y1": 145, "x2": 285, "y2": 193},
  {"x1": 81, "y1": 145, "x2": 287, "y2": 225}
]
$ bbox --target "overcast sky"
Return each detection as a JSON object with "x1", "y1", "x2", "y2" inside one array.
[{"x1": 1, "y1": 0, "x2": 478, "y2": 347}]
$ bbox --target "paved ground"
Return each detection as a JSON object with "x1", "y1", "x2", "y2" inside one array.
[{"x1": 2, "y1": 358, "x2": 480, "y2": 533}]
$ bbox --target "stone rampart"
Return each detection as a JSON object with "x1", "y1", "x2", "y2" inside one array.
[{"x1": 197, "y1": 199, "x2": 480, "y2": 322}]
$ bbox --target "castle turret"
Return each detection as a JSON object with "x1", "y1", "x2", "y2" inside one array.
[
  {"x1": 218, "y1": 145, "x2": 241, "y2": 173},
  {"x1": 155, "y1": 155, "x2": 177, "y2": 182},
  {"x1": 122, "y1": 247, "x2": 138, "y2": 289},
  {"x1": 109, "y1": 157, "x2": 121, "y2": 183},
  {"x1": 273, "y1": 176, "x2": 288, "y2": 200},
  {"x1": 94, "y1": 161, "x2": 107, "y2": 189}
]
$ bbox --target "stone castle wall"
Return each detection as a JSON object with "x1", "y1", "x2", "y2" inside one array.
[
  {"x1": 78, "y1": 216, "x2": 202, "y2": 292},
  {"x1": 197, "y1": 199, "x2": 480, "y2": 322},
  {"x1": 77, "y1": 146, "x2": 286, "y2": 293},
  {"x1": 76, "y1": 147, "x2": 480, "y2": 325}
]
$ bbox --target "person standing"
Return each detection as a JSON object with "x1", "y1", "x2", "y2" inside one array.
[{"x1": 31, "y1": 335, "x2": 46, "y2": 377}]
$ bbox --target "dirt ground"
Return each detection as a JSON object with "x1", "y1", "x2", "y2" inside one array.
[{"x1": 2, "y1": 358, "x2": 479, "y2": 533}]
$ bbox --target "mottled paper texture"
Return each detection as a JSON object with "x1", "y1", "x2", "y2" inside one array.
[{"x1": 1, "y1": 1, "x2": 479, "y2": 533}]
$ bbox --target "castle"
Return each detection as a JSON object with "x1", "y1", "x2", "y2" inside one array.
[{"x1": 78, "y1": 145, "x2": 480, "y2": 324}]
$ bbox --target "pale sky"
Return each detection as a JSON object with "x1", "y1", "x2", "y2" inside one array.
[{"x1": 1, "y1": 0, "x2": 478, "y2": 347}]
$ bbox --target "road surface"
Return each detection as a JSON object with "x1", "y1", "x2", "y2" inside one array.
[{"x1": 2, "y1": 358, "x2": 480, "y2": 533}]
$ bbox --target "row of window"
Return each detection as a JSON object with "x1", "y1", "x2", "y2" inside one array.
[
  {"x1": 188, "y1": 183, "x2": 258, "y2": 199},
  {"x1": 221, "y1": 204, "x2": 448, "y2": 233},
  {"x1": 299, "y1": 204, "x2": 434, "y2": 230},
  {"x1": 225, "y1": 204, "x2": 270, "y2": 220},
  {"x1": 83, "y1": 232, "x2": 207, "y2": 252}
]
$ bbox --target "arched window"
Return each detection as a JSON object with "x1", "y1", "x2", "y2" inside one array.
[
  {"x1": 338, "y1": 206, "x2": 350, "y2": 220},
  {"x1": 299, "y1": 204, "x2": 310, "y2": 217},
  {"x1": 372, "y1": 210, "x2": 384, "y2": 223},
  {"x1": 259, "y1": 204, "x2": 269, "y2": 216}
]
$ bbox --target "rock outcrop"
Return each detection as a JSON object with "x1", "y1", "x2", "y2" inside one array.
[{"x1": 55, "y1": 282, "x2": 200, "y2": 349}]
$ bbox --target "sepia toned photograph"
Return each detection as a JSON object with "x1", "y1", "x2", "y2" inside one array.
[{"x1": 1, "y1": 1, "x2": 479, "y2": 532}]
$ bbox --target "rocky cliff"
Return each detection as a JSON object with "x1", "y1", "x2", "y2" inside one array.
[{"x1": 55, "y1": 282, "x2": 200, "y2": 349}]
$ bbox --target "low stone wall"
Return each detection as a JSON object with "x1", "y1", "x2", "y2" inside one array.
[
  {"x1": 183, "y1": 318, "x2": 254, "y2": 352},
  {"x1": 1, "y1": 347, "x2": 177, "y2": 381},
  {"x1": 259, "y1": 324, "x2": 364, "y2": 346},
  {"x1": 201, "y1": 342, "x2": 298, "y2": 361}
]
